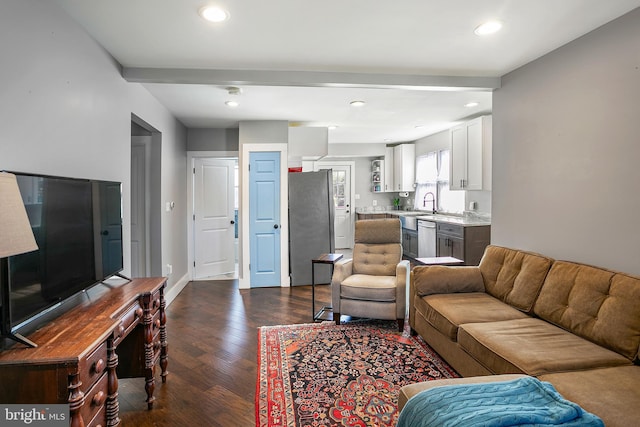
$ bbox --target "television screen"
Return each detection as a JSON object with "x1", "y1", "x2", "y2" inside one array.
[{"x1": 4, "y1": 173, "x2": 123, "y2": 331}]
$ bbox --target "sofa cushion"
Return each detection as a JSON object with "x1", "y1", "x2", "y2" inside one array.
[
  {"x1": 478, "y1": 245, "x2": 554, "y2": 313},
  {"x1": 417, "y1": 293, "x2": 529, "y2": 340},
  {"x1": 341, "y1": 274, "x2": 397, "y2": 302},
  {"x1": 458, "y1": 318, "x2": 631, "y2": 376},
  {"x1": 534, "y1": 261, "x2": 640, "y2": 361},
  {"x1": 539, "y1": 366, "x2": 640, "y2": 427},
  {"x1": 412, "y1": 265, "x2": 485, "y2": 296}
]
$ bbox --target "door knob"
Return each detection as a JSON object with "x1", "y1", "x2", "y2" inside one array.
[
  {"x1": 230, "y1": 220, "x2": 235, "y2": 224},
  {"x1": 274, "y1": 224, "x2": 279, "y2": 229}
]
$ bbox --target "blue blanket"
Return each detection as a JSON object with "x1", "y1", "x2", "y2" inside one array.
[{"x1": 397, "y1": 377, "x2": 604, "y2": 427}]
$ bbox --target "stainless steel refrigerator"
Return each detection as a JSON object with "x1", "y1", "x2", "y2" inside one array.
[{"x1": 288, "y1": 170, "x2": 335, "y2": 286}]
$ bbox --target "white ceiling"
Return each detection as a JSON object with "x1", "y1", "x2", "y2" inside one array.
[{"x1": 53, "y1": 0, "x2": 640, "y2": 144}]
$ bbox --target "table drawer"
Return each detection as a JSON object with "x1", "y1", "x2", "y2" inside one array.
[
  {"x1": 121, "y1": 303, "x2": 144, "y2": 333},
  {"x1": 79, "y1": 341, "x2": 107, "y2": 394},
  {"x1": 80, "y1": 372, "x2": 107, "y2": 427}
]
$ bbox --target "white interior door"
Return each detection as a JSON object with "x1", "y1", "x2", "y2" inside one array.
[
  {"x1": 193, "y1": 158, "x2": 236, "y2": 279},
  {"x1": 316, "y1": 163, "x2": 353, "y2": 249}
]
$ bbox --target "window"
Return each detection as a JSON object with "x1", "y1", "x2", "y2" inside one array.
[
  {"x1": 414, "y1": 152, "x2": 437, "y2": 211},
  {"x1": 414, "y1": 149, "x2": 465, "y2": 214},
  {"x1": 437, "y1": 150, "x2": 465, "y2": 214}
]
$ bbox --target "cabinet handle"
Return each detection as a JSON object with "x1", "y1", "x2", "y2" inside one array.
[
  {"x1": 135, "y1": 308, "x2": 143, "y2": 318},
  {"x1": 92, "y1": 391, "x2": 106, "y2": 407},
  {"x1": 93, "y1": 358, "x2": 105, "y2": 374}
]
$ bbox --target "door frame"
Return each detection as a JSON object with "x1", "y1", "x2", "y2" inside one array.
[
  {"x1": 314, "y1": 160, "x2": 356, "y2": 249},
  {"x1": 239, "y1": 143, "x2": 289, "y2": 289},
  {"x1": 186, "y1": 151, "x2": 238, "y2": 280}
]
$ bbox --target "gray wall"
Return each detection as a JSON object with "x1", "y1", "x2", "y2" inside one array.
[
  {"x1": 492, "y1": 8, "x2": 640, "y2": 275},
  {"x1": 353, "y1": 157, "x2": 396, "y2": 210},
  {"x1": 187, "y1": 128, "x2": 239, "y2": 152},
  {"x1": 0, "y1": 1, "x2": 189, "y2": 291}
]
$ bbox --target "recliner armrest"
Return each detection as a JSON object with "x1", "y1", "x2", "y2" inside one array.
[
  {"x1": 395, "y1": 260, "x2": 410, "y2": 320},
  {"x1": 331, "y1": 258, "x2": 353, "y2": 311},
  {"x1": 411, "y1": 265, "x2": 485, "y2": 297}
]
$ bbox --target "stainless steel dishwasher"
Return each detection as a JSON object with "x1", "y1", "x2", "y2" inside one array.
[{"x1": 418, "y1": 220, "x2": 436, "y2": 258}]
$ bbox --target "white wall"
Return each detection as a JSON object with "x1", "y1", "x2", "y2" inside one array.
[
  {"x1": 492, "y1": 8, "x2": 640, "y2": 275},
  {"x1": 0, "y1": 1, "x2": 188, "y2": 293}
]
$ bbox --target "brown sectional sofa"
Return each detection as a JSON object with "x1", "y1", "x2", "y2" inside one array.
[{"x1": 402, "y1": 245, "x2": 640, "y2": 426}]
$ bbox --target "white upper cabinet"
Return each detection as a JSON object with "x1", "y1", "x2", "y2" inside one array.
[
  {"x1": 450, "y1": 115, "x2": 492, "y2": 191},
  {"x1": 393, "y1": 144, "x2": 415, "y2": 192},
  {"x1": 383, "y1": 146, "x2": 394, "y2": 192},
  {"x1": 371, "y1": 146, "x2": 395, "y2": 192},
  {"x1": 371, "y1": 159, "x2": 384, "y2": 192}
]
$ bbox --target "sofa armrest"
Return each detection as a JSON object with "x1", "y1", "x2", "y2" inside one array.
[
  {"x1": 331, "y1": 258, "x2": 353, "y2": 312},
  {"x1": 412, "y1": 265, "x2": 485, "y2": 297},
  {"x1": 395, "y1": 260, "x2": 411, "y2": 320}
]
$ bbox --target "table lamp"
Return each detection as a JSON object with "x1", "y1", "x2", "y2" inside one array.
[{"x1": 0, "y1": 172, "x2": 39, "y2": 347}]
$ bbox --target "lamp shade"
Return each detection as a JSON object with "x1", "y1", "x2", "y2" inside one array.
[{"x1": 0, "y1": 172, "x2": 38, "y2": 258}]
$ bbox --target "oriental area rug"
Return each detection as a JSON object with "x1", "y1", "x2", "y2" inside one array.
[{"x1": 256, "y1": 321, "x2": 459, "y2": 427}]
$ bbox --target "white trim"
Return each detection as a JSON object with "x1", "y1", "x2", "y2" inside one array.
[
  {"x1": 186, "y1": 151, "x2": 239, "y2": 281},
  {"x1": 239, "y1": 143, "x2": 289, "y2": 289},
  {"x1": 165, "y1": 273, "x2": 190, "y2": 306}
]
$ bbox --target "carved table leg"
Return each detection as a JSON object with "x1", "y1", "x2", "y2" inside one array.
[
  {"x1": 68, "y1": 372, "x2": 85, "y2": 427},
  {"x1": 106, "y1": 335, "x2": 120, "y2": 427},
  {"x1": 143, "y1": 298, "x2": 156, "y2": 409},
  {"x1": 159, "y1": 288, "x2": 168, "y2": 383}
]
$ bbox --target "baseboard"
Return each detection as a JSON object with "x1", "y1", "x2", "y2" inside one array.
[{"x1": 165, "y1": 273, "x2": 190, "y2": 306}]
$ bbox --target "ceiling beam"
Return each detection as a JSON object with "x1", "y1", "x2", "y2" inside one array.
[{"x1": 122, "y1": 68, "x2": 500, "y2": 91}]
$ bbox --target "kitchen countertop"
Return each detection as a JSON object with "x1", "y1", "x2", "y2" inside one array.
[{"x1": 369, "y1": 210, "x2": 491, "y2": 226}]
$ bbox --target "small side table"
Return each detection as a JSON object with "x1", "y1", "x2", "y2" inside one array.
[
  {"x1": 414, "y1": 256, "x2": 464, "y2": 266},
  {"x1": 312, "y1": 253, "x2": 343, "y2": 321}
]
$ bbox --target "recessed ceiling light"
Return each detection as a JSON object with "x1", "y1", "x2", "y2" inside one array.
[
  {"x1": 328, "y1": 125, "x2": 338, "y2": 130},
  {"x1": 199, "y1": 5, "x2": 230, "y2": 23},
  {"x1": 464, "y1": 102, "x2": 480, "y2": 108},
  {"x1": 350, "y1": 100, "x2": 366, "y2": 107},
  {"x1": 225, "y1": 100, "x2": 238, "y2": 107},
  {"x1": 474, "y1": 20, "x2": 502, "y2": 36}
]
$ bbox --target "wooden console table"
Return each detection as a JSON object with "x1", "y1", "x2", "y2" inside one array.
[{"x1": 0, "y1": 277, "x2": 168, "y2": 427}]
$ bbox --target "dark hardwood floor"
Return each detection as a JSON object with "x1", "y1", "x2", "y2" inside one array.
[{"x1": 118, "y1": 280, "x2": 333, "y2": 427}]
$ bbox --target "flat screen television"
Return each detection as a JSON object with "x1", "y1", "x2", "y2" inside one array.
[{"x1": 0, "y1": 172, "x2": 123, "y2": 347}]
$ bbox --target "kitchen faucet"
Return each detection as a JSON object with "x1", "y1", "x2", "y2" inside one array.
[{"x1": 423, "y1": 192, "x2": 436, "y2": 214}]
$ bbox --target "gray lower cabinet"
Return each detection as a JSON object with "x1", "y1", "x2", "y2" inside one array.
[
  {"x1": 402, "y1": 229, "x2": 419, "y2": 259},
  {"x1": 436, "y1": 223, "x2": 490, "y2": 265}
]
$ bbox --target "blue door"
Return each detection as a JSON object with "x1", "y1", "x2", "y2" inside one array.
[{"x1": 249, "y1": 152, "x2": 281, "y2": 287}]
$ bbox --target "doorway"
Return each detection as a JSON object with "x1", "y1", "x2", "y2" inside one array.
[
  {"x1": 315, "y1": 161, "x2": 355, "y2": 249},
  {"x1": 130, "y1": 115, "x2": 162, "y2": 278},
  {"x1": 191, "y1": 157, "x2": 238, "y2": 280}
]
